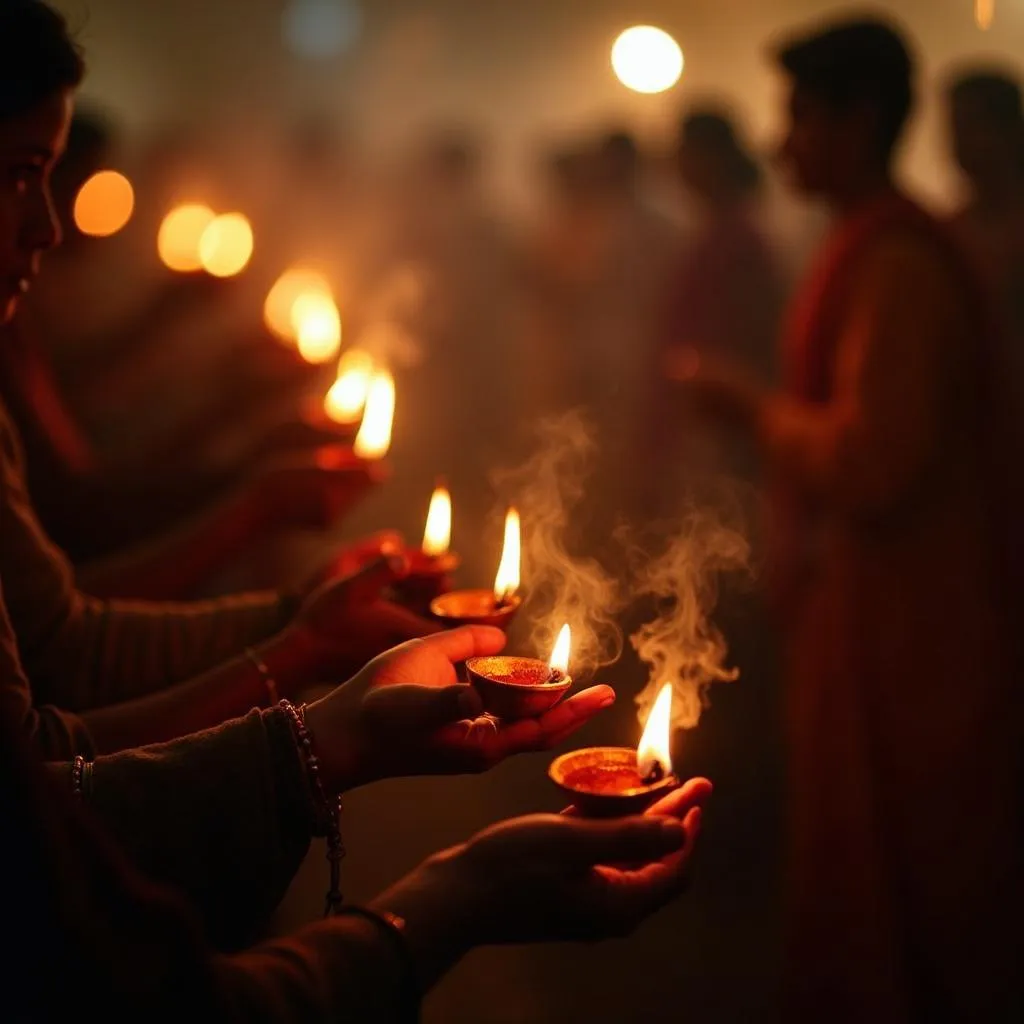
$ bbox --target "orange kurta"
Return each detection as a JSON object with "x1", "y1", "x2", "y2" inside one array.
[{"x1": 766, "y1": 193, "x2": 1023, "y2": 1021}]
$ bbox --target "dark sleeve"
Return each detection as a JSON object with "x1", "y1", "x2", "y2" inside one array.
[
  {"x1": 5, "y1": 710, "x2": 420, "y2": 1023},
  {"x1": 50, "y1": 708, "x2": 316, "y2": 951}
]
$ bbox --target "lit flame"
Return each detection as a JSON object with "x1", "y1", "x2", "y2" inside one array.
[
  {"x1": 548, "y1": 623, "x2": 571, "y2": 675},
  {"x1": 353, "y1": 370, "x2": 395, "y2": 460},
  {"x1": 611, "y1": 25, "x2": 684, "y2": 95},
  {"x1": 294, "y1": 291, "x2": 342, "y2": 363},
  {"x1": 73, "y1": 170, "x2": 134, "y2": 237},
  {"x1": 975, "y1": 0, "x2": 994, "y2": 30},
  {"x1": 324, "y1": 349, "x2": 373, "y2": 424},
  {"x1": 157, "y1": 203, "x2": 216, "y2": 272},
  {"x1": 421, "y1": 484, "x2": 452, "y2": 556},
  {"x1": 264, "y1": 268, "x2": 332, "y2": 343},
  {"x1": 636, "y1": 683, "x2": 673, "y2": 779},
  {"x1": 198, "y1": 212, "x2": 253, "y2": 277},
  {"x1": 493, "y1": 507, "x2": 521, "y2": 602}
]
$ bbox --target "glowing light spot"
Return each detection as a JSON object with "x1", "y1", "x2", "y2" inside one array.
[
  {"x1": 73, "y1": 170, "x2": 134, "y2": 237},
  {"x1": 158, "y1": 204, "x2": 216, "y2": 272},
  {"x1": 198, "y1": 213, "x2": 254, "y2": 278},
  {"x1": 264, "y1": 267, "x2": 332, "y2": 343},
  {"x1": 293, "y1": 291, "x2": 342, "y2": 363},
  {"x1": 975, "y1": 0, "x2": 994, "y2": 30},
  {"x1": 611, "y1": 26, "x2": 684, "y2": 95},
  {"x1": 282, "y1": 0, "x2": 362, "y2": 60},
  {"x1": 324, "y1": 349, "x2": 373, "y2": 423}
]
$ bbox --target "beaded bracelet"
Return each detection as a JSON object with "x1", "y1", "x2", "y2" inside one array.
[
  {"x1": 244, "y1": 646, "x2": 280, "y2": 708},
  {"x1": 71, "y1": 755, "x2": 85, "y2": 798},
  {"x1": 278, "y1": 699, "x2": 346, "y2": 916}
]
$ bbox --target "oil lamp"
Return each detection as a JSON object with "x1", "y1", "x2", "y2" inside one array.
[
  {"x1": 390, "y1": 482, "x2": 460, "y2": 613},
  {"x1": 549, "y1": 682, "x2": 679, "y2": 816},
  {"x1": 430, "y1": 507, "x2": 522, "y2": 630},
  {"x1": 466, "y1": 623, "x2": 572, "y2": 720}
]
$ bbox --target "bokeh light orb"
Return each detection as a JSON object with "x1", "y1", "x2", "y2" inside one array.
[
  {"x1": 158, "y1": 203, "x2": 216, "y2": 272},
  {"x1": 611, "y1": 26, "x2": 684, "y2": 94},
  {"x1": 293, "y1": 291, "x2": 342, "y2": 363},
  {"x1": 264, "y1": 267, "x2": 332, "y2": 342},
  {"x1": 73, "y1": 170, "x2": 135, "y2": 237},
  {"x1": 198, "y1": 212, "x2": 254, "y2": 278},
  {"x1": 282, "y1": 0, "x2": 362, "y2": 60}
]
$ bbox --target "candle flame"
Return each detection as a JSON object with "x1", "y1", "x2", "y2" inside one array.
[
  {"x1": 265, "y1": 268, "x2": 332, "y2": 343},
  {"x1": 548, "y1": 623, "x2": 571, "y2": 674},
  {"x1": 294, "y1": 292, "x2": 342, "y2": 364},
  {"x1": 422, "y1": 484, "x2": 452, "y2": 556},
  {"x1": 198, "y1": 212, "x2": 253, "y2": 277},
  {"x1": 493, "y1": 507, "x2": 521, "y2": 602},
  {"x1": 975, "y1": 0, "x2": 994, "y2": 30},
  {"x1": 157, "y1": 203, "x2": 215, "y2": 272},
  {"x1": 324, "y1": 349, "x2": 373, "y2": 424},
  {"x1": 353, "y1": 370, "x2": 396, "y2": 460},
  {"x1": 636, "y1": 683, "x2": 673, "y2": 779}
]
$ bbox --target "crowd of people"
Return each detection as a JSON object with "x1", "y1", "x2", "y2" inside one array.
[{"x1": 1, "y1": 0, "x2": 1022, "y2": 1020}]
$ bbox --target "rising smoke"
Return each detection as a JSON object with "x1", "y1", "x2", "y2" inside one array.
[
  {"x1": 491, "y1": 409, "x2": 626, "y2": 676},
  {"x1": 628, "y1": 497, "x2": 752, "y2": 730}
]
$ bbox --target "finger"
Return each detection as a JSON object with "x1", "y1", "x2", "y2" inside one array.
[
  {"x1": 362, "y1": 684, "x2": 483, "y2": 733},
  {"x1": 533, "y1": 685, "x2": 616, "y2": 745},
  {"x1": 416, "y1": 625, "x2": 507, "y2": 663},
  {"x1": 644, "y1": 777, "x2": 714, "y2": 819},
  {"x1": 366, "y1": 600, "x2": 443, "y2": 640},
  {"x1": 352, "y1": 530, "x2": 405, "y2": 560},
  {"x1": 535, "y1": 815, "x2": 688, "y2": 869}
]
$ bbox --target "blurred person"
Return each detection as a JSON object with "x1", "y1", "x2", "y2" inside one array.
[
  {"x1": 668, "y1": 108, "x2": 784, "y2": 383},
  {"x1": 946, "y1": 67, "x2": 1024, "y2": 406},
  {"x1": 674, "y1": 16, "x2": 1024, "y2": 1021}
]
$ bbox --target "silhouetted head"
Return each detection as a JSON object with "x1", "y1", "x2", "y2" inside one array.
[
  {"x1": 947, "y1": 69, "x2": 1024, "y2": 190},
  {"x1": 677, "y1": 108, "x2": 761, "y2": 203},
  {"x1": 0, "y1": 0, "x2": 84, "y2": 323},
  {"x1": 594, "y1": 130, "x2": 640, "y2": 196},
  {"x1": 774, "y1": 15, "x2": 913, "y2": 200}
]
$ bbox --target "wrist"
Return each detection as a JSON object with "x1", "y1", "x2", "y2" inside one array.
[{"x1": 370, "y1": 846, "x2": 482, "y2": 992}]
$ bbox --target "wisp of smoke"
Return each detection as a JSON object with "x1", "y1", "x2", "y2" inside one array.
[
  {"x1": 491, "y1": 410, "x2": 624, "y2": 675},
  {"x1": 629, "y1": 501, "x2": 751, "y2": 730}
]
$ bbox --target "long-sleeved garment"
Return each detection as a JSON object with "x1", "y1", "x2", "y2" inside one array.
[
  {"x1": 767, "y1": 191, "x2": 1024, "y2": 1022},
  {"x1": 0, "y1": 398, "x2": 287, "y2": 753},
  {"x1": 2, "y1": 704, "x2": 420, "y2": 1021}
]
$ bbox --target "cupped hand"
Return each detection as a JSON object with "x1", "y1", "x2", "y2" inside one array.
[
  {"x1": 276, "y1": 555, "x2": 440, "y2": 687},
  {"x1": 251, "y1": 446, "x2": 388, "y2": 532},
  {"x1": 303, "y1": 627, "x2": 616, "y2": 791},
  {"x1": 667, "y1": 349, "x2": 763, "y2": 432},
  {"x1": 374, "y1": 782, "x2": 710, "y2": 957}
]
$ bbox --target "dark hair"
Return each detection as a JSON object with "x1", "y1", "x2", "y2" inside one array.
[
  {"x1": 948, "y1": 68, "x2": 1023, "y2": 126},
  {"x1": 775, "y1": 16, "x2": 913, "y2": 159},
  {"x1": 0, "y1": 0, "x2": 84, "y2": 121},
  {"x1": 679, "y1": 108, "x2": 762, "y2": 193}
]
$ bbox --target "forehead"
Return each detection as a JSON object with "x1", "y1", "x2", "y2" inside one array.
[{"x1": 0, "y1": 91, "x2": 73, "y2": 157}]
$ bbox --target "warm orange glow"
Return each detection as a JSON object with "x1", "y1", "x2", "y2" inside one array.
[
  {"x1": 548, "y1": 624, "x2": 571, "y2": 675},
  {"x1": 294, "y1": 291, "x2": 342, "y2": 363},
  {"x1": 158, "y1": 203, "x2": 216, "y2": 271},
  {"x1": 637, "y1": 683, "x2": 673, "y2": 779},
  {"x1": 493, "y1": 508, "x2": 521, "y2": 602},
  {"x1": 975, "y1": 0, "x2": 994, "y2": 30},
  {"x1": 324, "y1": 349, "x2": 373, "y2": 424},
  {"x1": 198, "y1": 212, "x2": 253, "y2": 277},
  {"x1": 353, "y1": 370, "x2": 396, "y2": 459},
  {"x1": 73, "y1": 170, "x2": 134, "y2": 237},
  {"x1": 264, "y1": 268, "x2": 332, "y2": 343},
  {"x1": 422, "y1": 484, "x2": 452, "y2": 557},
  {"x1": 612, "y1": 26, "x2": 684, "y2": 94}
]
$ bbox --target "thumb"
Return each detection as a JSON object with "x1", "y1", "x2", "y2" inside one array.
[
  {"x1": 552, "y1": 816, "x2": 687, "y2": 869},
  {"x1": 361, "y1": 684, "x2": 483, "y2": 734}
]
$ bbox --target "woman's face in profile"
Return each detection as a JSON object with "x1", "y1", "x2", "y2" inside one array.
[{"x1": 0, "y1": 90, "x2": 71, "y2": 324}]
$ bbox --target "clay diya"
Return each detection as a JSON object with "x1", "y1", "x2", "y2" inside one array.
[
  {"x1": 391, "y1": 484, "x2": 461, "y2": 612},
  {"x1": 466, "y1": 624, "x2": 572, "y2": 719},
  {"x1": 549, "y1": 683, "x2": 679, "y2": 816},
  {"x1": 430, "y1": 507, "x2": 521, "y2": 630}
]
